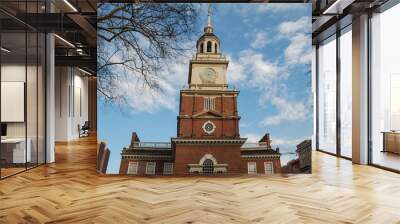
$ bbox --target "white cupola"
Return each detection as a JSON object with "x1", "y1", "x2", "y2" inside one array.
[{"x1": 196, "y1": 5, "x2": 220, "y2": 54}]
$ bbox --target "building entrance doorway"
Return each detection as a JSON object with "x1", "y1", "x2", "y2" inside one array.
[{"x1": 202, "y1": 159, "x2": 214, "y2": 174}]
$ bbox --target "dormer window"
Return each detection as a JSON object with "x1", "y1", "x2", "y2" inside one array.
[{"x1": 207, "y1": 41, "x2": 212, "y2": 52}]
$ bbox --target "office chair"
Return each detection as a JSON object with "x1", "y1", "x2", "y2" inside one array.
[{"x1": 79, "y1": 121, "x2": 90, "y2": 138}]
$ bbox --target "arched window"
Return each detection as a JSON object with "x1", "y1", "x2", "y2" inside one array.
[
  {"x1": 206, "y1": 41, "x2": 212, "y2": 53},
  {"x1": 202, "y1": 159, "x2": 214, "y2": 174},
  {"x1": 200, "y1": 43, "x2": 204, "y2": 53},
  {"x1": 214, "y1": 43, "x2": 218, "y2": 53}
]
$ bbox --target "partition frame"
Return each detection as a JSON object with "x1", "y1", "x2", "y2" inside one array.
[
  {"x1": 367, "y1": 2, "x2": 400, "y2": 173},
  {"x1": 0, "y1": 0, "x2": 48, "y2": 180},
  {"x1": 315, "y1": 0, "x2": 400, "y2": 173},
  {"x1": 315, "y1": 21, "x2": 353, "y2": 161}
]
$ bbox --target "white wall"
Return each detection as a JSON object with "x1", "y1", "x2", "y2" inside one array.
[
  {"x1": 1, "y1": 63, "x2": 46, "y2": 164},
  {"x1": 54, "y1": 66, "x2": 89, "y2": 141},
  {"x1": 1, "y1": 65, "x2": 42, "y2": 137}
]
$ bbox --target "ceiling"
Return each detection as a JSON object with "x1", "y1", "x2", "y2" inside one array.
[
  {"x1": 311, "y1": 0, "x2": 390, "y2": 43},
  {"x1": 1, "y1": 0, "x2": 395, "y2": 73},
  {"x1": 0, "y1": 0, "x2": 97, "y2": 74}
]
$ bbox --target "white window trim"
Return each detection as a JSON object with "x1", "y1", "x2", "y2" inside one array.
[
  {"x1": 264, "y1": 162, "x2": 274, "y2": 175},
  {"x1": 127, "y1": 161, "x2": 138, "y2": 175},
  {"x1": 204, "y1": 97, "x2": 216, "y2": 111},
  {"x1": 202, "y1": 120, "x2": 216, "y2": 134},
  {"x1": 163, "y1": 163, "x2": 174, "y2": 175},
  {"x1": 145, "y1": 162, "x2": 156, "y2": 175},
  {"x1": 247, "y1": 162, "x2": 257, "y2": 174}
]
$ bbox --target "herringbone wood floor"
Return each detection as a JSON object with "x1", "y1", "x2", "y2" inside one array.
[{"x1": 1, "y1": 136, "x2": 400, "y2": 224}]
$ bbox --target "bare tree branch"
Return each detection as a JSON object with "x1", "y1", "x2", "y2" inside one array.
[{"x1": 97, "y1": 3, "x2": 199, "y2": 103}]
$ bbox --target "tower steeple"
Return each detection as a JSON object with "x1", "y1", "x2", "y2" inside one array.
[
  {"x1": 191, "y1": 4, "x2": 228, "y2": 91},
  {"x1": 196, "y1": 4, "x2": 220, "y2": 55},
  {"x1": 204, "y1": 4, "x2": 213, "y2": 34}
]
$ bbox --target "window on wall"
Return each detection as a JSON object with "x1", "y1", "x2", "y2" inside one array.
[
  {"x1": 204, "y1": 97, "x2": 215, "y2": 111},
  {"x1": 145, "y1": 162, "x2": 156, "y2": 175},
  {"x1": 317, "y1": 35, "x2": 337, "y2": 154},
  {"x1": 207, "y1": 41, "x2": 212, "y2": 52},
  {"x1": 200, "y1": 43, "x2": 204, "y2": 53},
  {"x1": 371, "y1": 3, "x2": 400, "y2": 171},
  {"x1": 127, "y1": 162, "x2": 138, "y2": 174},
  {"x1": 264, "y1": 162, "x2": 274, "y2": 174},
  {"x1": 163, "y1": 163, "x2": 173, "y2": 175},
  {"x1": 247, "y1": 162, "x2": 257, "y2": 174},
  {"x1": 214, "y1": 43, "x2": 218, "y2": 53},
  {"x1": 339, "y1": 26, "x2": 352, "y2": 158}
]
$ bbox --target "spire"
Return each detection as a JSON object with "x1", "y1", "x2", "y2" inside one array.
[
  {"x1": 204, "y1": 4, "x2": 213, "y2": 34},
  {"x1": 207, "y1": 4, "x2": 211, "y2": 27}
]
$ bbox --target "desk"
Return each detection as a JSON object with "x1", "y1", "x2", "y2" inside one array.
[
  {"x1": 1, "y1": 138, "x2": 31, "y2": 163},
  {"x1": 382, "y1": 131, "x2": 400, "y2": 154}
]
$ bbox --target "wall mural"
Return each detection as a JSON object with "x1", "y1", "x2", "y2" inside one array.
[{"x1": 97, "y1": 3, "x2": 313, "y2": 175}]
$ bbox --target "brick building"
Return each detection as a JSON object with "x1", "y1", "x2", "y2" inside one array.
[
  {"x1": 119, "y1": 7, "x2": 281, "y2": 175},
  {"x1": 296, "y1": 140, "x2": 312, "y2": 173}
]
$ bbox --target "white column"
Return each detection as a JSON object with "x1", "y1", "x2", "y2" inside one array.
[
  {"x1": 352, "y1": 14, "x2": 369, "y2": 164},
  {"x1": 45, "y1": 0, "x2": 55, "y2": 163},
  {"x1": 46, "y1": 32, "x2": 55, "y2": 163}
]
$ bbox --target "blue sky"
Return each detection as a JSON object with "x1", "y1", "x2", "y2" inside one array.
[{"x1": 99, "y1": 4, "x2": 313, "y2": 174}]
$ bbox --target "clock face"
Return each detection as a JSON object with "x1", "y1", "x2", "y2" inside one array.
[
  {"x1": 200, "y1": 68, "x2": 217, "y2": 84},
  {"x1": 202, "y1": 120, "x2": 216, "y2": 134}
]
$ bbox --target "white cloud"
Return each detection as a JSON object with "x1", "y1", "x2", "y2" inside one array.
[
  {"x1": 251, "y1": 32, "x2": 268, "y2": 49},
  {"x1": 228, "y1": 4, "x2": 308, "y2": 25},
  {"x1": 238, "y1": 50, "x2": 281, "y2": 87},
  {"x1": 242, "y1": 133, "x2": 262, "y2": 143},
  {"x1": 256, "y1": 4, "x2": 308, "y2": 13},
  {"x1": 276, "y1": 16, "x2": 312, "y2": 66},
  {"x1": 227, "y1": 55, "x2": 246, "y2": 84},
  {"x1": 272, "y1": 136, "x2": 308, "y2": 148},
  {"x1": 227, "y1": 50, "x2": 283, "y2": 88},
  {"x1": 261, "y1": 88, "x2": 311, "y2": 126},
  {"x1": 242, "y1": 133, "x2": 310, "y2": 150},
  {"x1": 285, "y1": 33, "x2": 311, "y2": 65},
  {"x1": 227, "y1": 49, "x2": 310, "y2": 126},
  {"x1": 278, "y1": 16, "x2": 311, "y2": 36},
  {"x1": 110, "y1": 77, "x2": 176, "y2": 113},
  {"x1": 104, "y1": 41, "x2": 194, "y2": 114}
]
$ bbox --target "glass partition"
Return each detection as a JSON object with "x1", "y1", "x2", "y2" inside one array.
[
  {"x1": 339, "y1": 26, "x2": 352, "y2": 158},
  {"x1": 317, "y1": 35, "x2": 337, "y2": 154},
  {"x1": 38, "y1": 32, "x2": 45, "y2": 165},
  {"x1": 371, "y1": 3, "x2": 400, "y2": 171},
  {"x1": 1, "y1": 30, "x2": 28, "y2": 177},
  {"x1": 27, "y1": 31, "x2": 38, "y2": 169},
  {"x1": 0, "y1": 1, "x2": 46, "y2": 179}
]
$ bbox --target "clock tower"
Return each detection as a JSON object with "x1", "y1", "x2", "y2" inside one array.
[{"x1": 172, "y1": 6, "x2": 247, "y2": 175}]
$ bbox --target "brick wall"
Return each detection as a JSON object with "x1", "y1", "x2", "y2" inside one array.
[
  {"x1": 240, "y1": 158, "x2": 282, "y2": 174},
  {"x1": 180, "y1": 94, "x2": 237, "y2": 116},
  {"x1": 178, "y1": 92, "x2": 239, "y2": 138},
  {"x1": 174, "y1": 145, "x2": 242, "y2": 174},
  {"x1": 119, "y1": 159, "x2": 173, "y2": 175}
]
